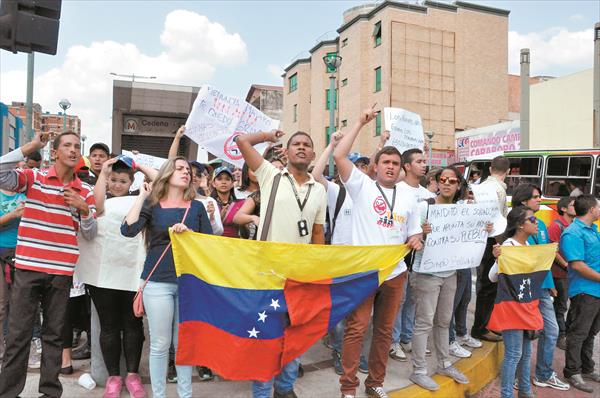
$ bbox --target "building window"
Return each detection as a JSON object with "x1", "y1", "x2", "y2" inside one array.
[
  {"x1": 293, "y1": 104, "x2": 297, "y2": 122},
  {"x1": 342, "y1": 38, "x2": 348, "y2": 47},
  {"x1": 342, "y1": 78, "x2": 348, "y2": 87},
  {"x1": 341, "y1": 120, "x2": 347, "y2": 127},
  {"x1": 375, "y1": 67, "x2": 381, "y2": 92},
  {"x1": 325, "y1": 88, "x2": 338, "y2": 110},
  {"x1": 375, "y1": 112, "x2": 382, "y2": 136},
  {"x1": 373, "y1": 21, "x2": 382, "y2": 47},
  {"x1": 289, "y1": 73, "x2": 298, "y2": 92}
]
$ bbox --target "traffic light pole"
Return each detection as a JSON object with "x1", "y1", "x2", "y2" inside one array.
[{"x1": 25, "y1": 52, "x2": 34, "y2": 141}]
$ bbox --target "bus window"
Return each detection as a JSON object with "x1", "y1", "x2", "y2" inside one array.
[
  {"x1": 544, "y1": 156, "x2": 592, "y2": 197},
  {"x1": 595, "y1": 156, "x2": 600, "y2": 199},
  {"x1": 505, "y1": 157, "x2": 542, "y2": 196}
]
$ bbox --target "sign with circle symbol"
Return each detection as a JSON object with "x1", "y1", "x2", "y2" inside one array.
[{"x1": 223, "y1": 132, "x2": 244, "y2": 161}]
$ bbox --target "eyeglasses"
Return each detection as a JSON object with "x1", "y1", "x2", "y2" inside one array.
[
  {"x1": 526, "y1": 216, "x2": 538, "y2": 224},
  {"x1": 439, "y1": 176, "x2": 459, "y2": 185}
]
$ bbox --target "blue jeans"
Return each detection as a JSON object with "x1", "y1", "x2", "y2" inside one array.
[
  {"x1": 143, "y1": 281, "x2": 192, "y2": 398},
  {"x1": 501, "y1": 330, "x2": 532, "y2": 398},
  {"x1": 449, "y1": 268, "x2": 472, "y2": 342},
  {"x1": 252, "y1": 358, "x2": 300, "y2": 398},
  {"x1": 535, "y1": 289, "x2": 559, "y2": 381},
  {"x1": 330, "y1": 319, "x2": 370, "y2": 369},
  {"x1": 392, "y1": 273, "x2": 415, "y2": 344}
]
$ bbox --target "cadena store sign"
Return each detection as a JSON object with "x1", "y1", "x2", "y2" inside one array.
[
  {"x1": 123, "y1": 115, "x2": 184, "y2": 136},
  {"x1": 455, "y1": 121, "x2": 520, "y2": 161}
]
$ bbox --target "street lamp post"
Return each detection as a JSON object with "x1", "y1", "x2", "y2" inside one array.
[
  {"x1": 425, "y1": 131, "x2": 435, "y2": 167},
  {"x1": 81, "y1": 134, "x2": 87, "y2": 155},
  {"x1": 59, "y1": 99, "x2": 71, "y2": 132},
  {"x1": 323, "y1": 54, "x2": 342, "y2": 178}
]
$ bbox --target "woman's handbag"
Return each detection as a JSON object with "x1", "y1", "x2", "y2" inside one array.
[{"x1": 133, "y1": 206, "x2": 190, "y2": 318}]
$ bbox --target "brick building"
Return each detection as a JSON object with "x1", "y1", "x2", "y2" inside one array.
[
  {"x1": 8, "y1": 102, "x2": 42, "y2": 135},
  {"x1": 245, "y1": 84, "x2": 283, "y2": 122},
  {"x1": 282, "y1": 0, "x2": 510, "y2": 157}
]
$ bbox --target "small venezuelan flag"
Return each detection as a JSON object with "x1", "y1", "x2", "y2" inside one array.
[
  {"x1": 170, "y1": 232, "x2": 410, "y2": 381},
  {"x1": 487, "y1": 243, "x2": 557, "y2": 332}
]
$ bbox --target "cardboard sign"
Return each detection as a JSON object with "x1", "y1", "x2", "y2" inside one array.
[
  {"x1": 184, "y1": 85, "x2": 280, "y2": 167},
  {"x1": 471, "y1": 183, "x2": 507, "y2": 237},
  {"x1": 122, "y1": 150, "x2": 167, "y2": 192},
  {"x1": 383, "y1": 107, "x2": 424, "y2": 154},
  {"x1": 417, "y1": 203, "x2": 492, "y2": 273}
]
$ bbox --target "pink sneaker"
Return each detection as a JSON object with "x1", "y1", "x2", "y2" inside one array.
[
  {"x1": 125, "y1": 373, "x2": 146, "y2": 398},
  {"x1": 103, "y1": 376, "x2": 122, "y2": 398}
]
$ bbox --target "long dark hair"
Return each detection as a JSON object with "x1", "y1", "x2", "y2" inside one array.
[
  {"x1": 504, "y1": 206, "x2": 532, "y2": 238},
  {"x1": 239, "y1": 163, "x2": 253, "y2": 192},
  {"x1": 511, "y1": 183, "x2": 541, "y2": 208},
  {"x1": 435, "y1": 165, "x2": 467, "y2": 203},
  {"x1": 210, "y1": 171, "x2": 236, "y2": 207}
]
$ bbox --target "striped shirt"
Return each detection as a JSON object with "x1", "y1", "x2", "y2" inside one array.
[{"x1": 1, "y1": 151, "x2": 97, "y2": 275}]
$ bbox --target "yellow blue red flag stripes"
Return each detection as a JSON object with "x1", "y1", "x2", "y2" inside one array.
[
  {"x1": 488, "y1": 243, "x2": 556, "y2": 332},
  {"x1": 169, "y1": 231, "x2": 410, "y2": 381}
]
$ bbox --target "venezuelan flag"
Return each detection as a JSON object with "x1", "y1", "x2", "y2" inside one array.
[
  {"x1": 487, "y1": 243, "x2": 557, "y2": 332},
  {"x1": 169, "y1": 231, "x2": 410, "y2": 381}
]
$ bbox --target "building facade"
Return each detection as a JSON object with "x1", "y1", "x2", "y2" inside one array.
[
  {"x1": 1, "y1": 102, "x2": 25, "y2": 155},
  {"x1": 245, "y1": 84, "x2": 283, "y2": 122},
  {"x1": 111, "y1": 80, "x2": 199, "y2": 159},
  {"x1": 282, "y1": 0, "x2": 510, "y2": 157}
]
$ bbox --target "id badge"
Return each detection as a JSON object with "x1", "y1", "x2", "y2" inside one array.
[{"x1": 298, "y1": 219, "x2": 309, "y2": 237}]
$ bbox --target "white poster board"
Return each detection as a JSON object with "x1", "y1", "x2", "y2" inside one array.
[
  {"x1": 417, "y1": 203, "x2": 492, "y2": 273},
  {"x1": 471, "y1": 183, "x2": 507, "y2": 237},
  {"x1": 184, "y1": 85, "x2": 280, "y2": 167},
  {"x1": 121, "y1": 150, "x2": 167, "y2": 192},
  {"x1": 383, "y1": 107, "x2": 424, "y2": 154}
]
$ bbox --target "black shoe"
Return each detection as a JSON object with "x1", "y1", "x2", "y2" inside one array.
[
  {"x1": 197, "y1": 366, "x2": 214, "y2": 381},
  {"x1": 568, "y1": 375, "x2": 593, "y2": 393},
  {"x1": 71, "y1": 343, "x2": 91, "y2": 360},
  {"x1": 297, "y1": 363, "x2": 304, "y2": 378},
  {"x1": 59, "y1": 365, "x2": 73, "y2": 375},
  {"x1": 332, "y1": 351, "x2": 343, "y2": 375},
  {"x1": 167, "y1": 361, "x2": 177, "y2": 383},
  {"x1": 273, "y1": 390, "x2": 298, "y2": 398}
]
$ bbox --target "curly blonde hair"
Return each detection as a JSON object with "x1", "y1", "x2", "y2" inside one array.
[{"x1": 148, "y1": 156, "x2": 196, "y2": 205}]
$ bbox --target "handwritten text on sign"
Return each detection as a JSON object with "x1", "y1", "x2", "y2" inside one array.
[
  {"x1": 184, "y1": 85, "x2": 279, "y2": 167},
  {"x1": 383, "y1": 107, "x2": 424, "y2": 154},
  {"x1": 417, "y1": 203, "x2": 492, "y2": 273},
  {"x1": 471, "y1": 183, "x2": 506, "y2": 237}
]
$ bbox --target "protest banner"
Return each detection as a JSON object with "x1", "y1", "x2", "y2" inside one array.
[
  {"x1": 471, "y1": 183, "x2": 507, "y2": 237},
  {"x1": 417, "y1": 203, "x2": 492, "y2": 273},
  {"x1": 455, "y1": 121, "x2": 520, "y2": 162},
  {"x1": 122, "y1": 150, "x2": 167, "y2": 191},
  {"x1": 383, "y1": 107, "x2": 424, "y2": 154},
  {"x1": 184, "y1": 85, "x2": 280, "y2": 167}
]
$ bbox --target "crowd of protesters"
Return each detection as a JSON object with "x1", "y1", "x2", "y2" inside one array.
[{"x1": 0, "y1": 107, "x2": 598, "y2": 398}]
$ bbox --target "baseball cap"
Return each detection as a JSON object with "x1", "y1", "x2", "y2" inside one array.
[
  {"x1": 354, "y1": 156, "x2": 370, "y2": 166},
  {"x1": 213, "y1": 166, "x2": 234, "y2": 179},
  {"x1": 89, "y1": 142, "x2": 110, "y2": 156},
  {"x1": 114, "y1": 155, "x2": 136, "y2": 169}
]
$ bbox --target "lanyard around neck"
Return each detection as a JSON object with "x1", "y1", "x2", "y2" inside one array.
[
  {"x1": 375, "y1": 182, "x2": 396, "y2": 214},
  {"x1": 285, "y1": 174, "x2": 312, "y2": 212}
]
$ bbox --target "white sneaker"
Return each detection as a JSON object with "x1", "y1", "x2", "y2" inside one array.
[
  {"x1": 449, "y1": 341, "x2": 472, "y2": 358},
  {"x1": 457, "y1": 334, "x2": 482, "y2": 349},
  {"x1": 389, "y1": 343, "x2": 407, "y2": 361}
]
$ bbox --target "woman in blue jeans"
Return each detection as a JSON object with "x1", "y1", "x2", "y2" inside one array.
[
  {"x1": 488, "y1": 207, "x2": 540, "y2": 398},
  {"x1": 122, "y1": 157, "x2": 212, "y2": 398}
]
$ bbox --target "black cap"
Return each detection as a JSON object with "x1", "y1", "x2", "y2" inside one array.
[{"x1": 89, "y1": 142, "x2": 110, "y2": 156}]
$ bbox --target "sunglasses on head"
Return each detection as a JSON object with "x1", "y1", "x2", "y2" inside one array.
[
  {"x1": 439, "y1": 176, "x2": 459, "y2": 185},
  {"x1": 526, "y1": 216, "x2": 538, "y2": 223}
]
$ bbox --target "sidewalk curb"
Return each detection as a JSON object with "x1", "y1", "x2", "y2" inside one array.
[{"x1": 389, "y1": 341, "x2": 504, "y2": 398}]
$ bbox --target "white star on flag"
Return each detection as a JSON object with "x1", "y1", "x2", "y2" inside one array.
[
  {"x1": 518, "y1": 292, "x2": 524, "y2": 300},
  {"x1": 270, "y1": 299, "x2": 280, "y2": 310},
  {"x1": 247, "y1": 327, "x2": 260, "y2": 338},
  {"x1": 258, "y1": 311, "x2": 268, "y2": 323}
]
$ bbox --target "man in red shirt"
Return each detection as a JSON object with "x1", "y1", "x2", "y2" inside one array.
[
  {"x1": 547, "y1": 196, "x2": 576, "y2": 351},
  {"x1": 0, "y1": 131, "x2": 97, "y2": 397}
]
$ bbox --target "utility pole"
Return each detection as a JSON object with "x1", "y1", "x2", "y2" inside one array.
[
  {"x1": 520, "y1": 49, "x2": 530, "y2": 150},
  {"x1": 25, "y1": 53, "x2": 34, "y2": 140}
]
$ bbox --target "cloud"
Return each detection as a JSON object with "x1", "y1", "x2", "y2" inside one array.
[
  {"x1": 568, "y1": 14, "x2": 583, "y2": 22},
  {"x1": 266, "y1": 64, "x2": 285, "y2": 80},
  {"x1": 508, "y1": 27, "x2": 593, "y2": 75},
  {"x1": 0, "y1": 10, "x2": 247, "y2": 150}
]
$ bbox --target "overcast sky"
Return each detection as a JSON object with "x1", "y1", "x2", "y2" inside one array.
[{"x1": 0, "y1": 0, "x2": 597, "y2": 149}]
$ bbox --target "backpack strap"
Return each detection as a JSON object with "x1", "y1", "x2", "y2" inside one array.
[
  {"x1": 259, "y1": 173, "x2": 282, "y2": 241},
  {"x1": 330, "y1": 186, "x2": 346, "y2": 239}
]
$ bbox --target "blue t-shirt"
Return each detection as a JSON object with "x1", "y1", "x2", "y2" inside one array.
[
  {"x1": 0, "y1": 191, "x2": 26, "y2": 248},
  {"x1": 527, "y1": 218, "x2": 554, "y2": 289},
  {"x1": 121, "y1": 200, "x2": 213, "y2": 283},
  {"x1": 560, "y1": 218, "x2": 600, "y2": 298}
]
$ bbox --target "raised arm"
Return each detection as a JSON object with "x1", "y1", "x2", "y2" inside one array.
[
  {"x1": 136, "y1": 164, "x2": 158, "y2": 182},
  {"x1": 333, "y1": 109, "x2": 377, "y2": 183},
  {"x1": 94, "y1": 157, "x2": 119, "y2": 216},
  {"x1": 168, "y1": 126, "x2": 185, "y2": 159},
  {"x1": 236, "y1": 130, "x2": 284, "y2": 172},
  {"x1": 0, "y1": 131, "x2": 48, "y2": 190},
  {"x1": 311, "y1": 131, "x2": 343, "y2": 189}
]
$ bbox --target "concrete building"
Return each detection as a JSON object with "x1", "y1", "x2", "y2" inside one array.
[
  {"x1": 1, "y1": 102, "x2": 25, "y2": 155},
  {"x1": 507, "y1": 75, "x2": 551, "y2": 120},
  {"x1": 245, "y1": 84, "x2": 283, "y2": 122},
  {"x1": 8, "y1": 102, "x2": 42, "y2": 135},
  {"x1": 530, "y1": 68, "x2": 594, "y2": 149},
  {"x1": 111, "y1": 80, "x2": 199, "y2": 159},
  {"x1": 282, "y1": 0, "x2": 510, "y2": 157},
  {"x1": 40, "y1": 111, "x2": 81, "y2": 136}
]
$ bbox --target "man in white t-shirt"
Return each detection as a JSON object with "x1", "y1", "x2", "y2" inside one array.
[
  {"x1": 390, "y1": 149, "x2": 436, "y2": 361},
  {"x1": 334, "y1": 109, "x2": 423, "y2": 398}
]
